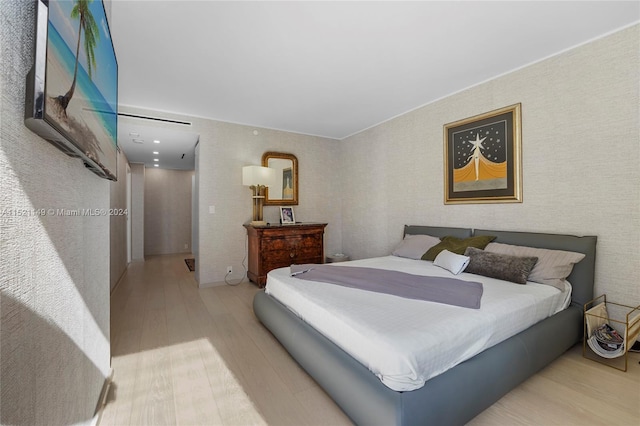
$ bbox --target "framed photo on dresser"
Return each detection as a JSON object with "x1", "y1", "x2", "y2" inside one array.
[{"x1": 280, "y1": 207, "x2": 295, "y2": 224}]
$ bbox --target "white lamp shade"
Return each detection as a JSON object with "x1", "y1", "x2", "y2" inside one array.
[{"x1": 242, "y1": 165, "x2": 277, "y2": 187}]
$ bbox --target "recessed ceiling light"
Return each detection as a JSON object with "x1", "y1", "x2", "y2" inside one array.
[
  {"x1": 153, "y1": 151, "x2": 159, "y2": 155},
  {"x1": 154, "y1": 164, "x2": 159, "y2": 167},
  {"x1": 129, "y1": 132, "x2": 139, "y2": 137},
  {"x1": 153, "y1": 140, "x2": 160, "y2": 144},
  {"x1": 132, "y1": 138, "x2": 144, "y2": 144},
  {"x1": 153, "y1": 158, "x2": 159, "y2": 162}
]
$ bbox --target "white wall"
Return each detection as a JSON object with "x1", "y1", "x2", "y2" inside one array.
[
  {"x1": 110, "y1": 148, "x2": 130, "y2": 290},
  {"x1": 194, "y1": 143, "x2": 201, "y2": 282},
  {"x1": 130, "y1": 163, "x2": 145, "y2": 261},
  {"x1": 340, "y1": 25, "x2": 640, "y2": 304},
  {"x1": 195, "y1": 121, "x2": 342, "y2": 286},
  {"x1": 118, "y1": 106, "x2": 342, "y2": 286},
  {"x1": 0, "y1": 1, "x2": 111, "y2": 424},
  {"x1": 144, "y1": 168, "x2": 194, "y2": 255},
  {"x1": 192, "y1": 172, "x2": 197, "y2": 258}
]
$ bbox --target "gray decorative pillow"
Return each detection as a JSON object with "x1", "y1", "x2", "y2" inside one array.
[
  {"x1": 464, "y1": 247, "x2": 538, "y2": 285},
  {"x1": 392, "y1": 234, "x2": 441, "y2": 260},
  {"x1": 484, "y1": 242, "x2": 586, "y2": 290}
]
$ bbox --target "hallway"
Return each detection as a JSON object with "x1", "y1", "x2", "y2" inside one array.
[{"x1": 101, "y1": 254, "x2": 350, "y2": 425}]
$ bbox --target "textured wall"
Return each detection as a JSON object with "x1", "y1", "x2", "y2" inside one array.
[
  {"x1": 0, "y1": 1, "x2": 111, "y2": 424},
  {"x1": 117, "y1": 105, "x2": 342, "y2": 286},
  {"x1": 340, "y1": 25, "x2": 640, "y2": 305},
  {"x1": 110, "y1": 149, "x2": 130, "y2": 290},
  {"x1": 144, "y1": 168, "x2": 194, "y2": 255},
  {"x1": 193, "y1": 143, "x2": 201, "y2": 282},
  {"x1": 194, "y1": 120, "x2": 342, "y2": 286},
  {"x1": 130, "y1": 163, "x2": 145, "y2": 261}
]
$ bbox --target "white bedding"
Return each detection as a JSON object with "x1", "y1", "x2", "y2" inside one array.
[{"x1": 265, "y1": 256, "x2": 571, "y2": 392}]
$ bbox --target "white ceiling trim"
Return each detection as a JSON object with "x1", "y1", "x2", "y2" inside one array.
[{"x1": 343, "y1": 20, "x2": 640, "y2": 141}]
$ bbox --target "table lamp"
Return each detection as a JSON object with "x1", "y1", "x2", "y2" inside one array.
[{"x1": 242, "y1": 165, "x2": 277, "y2": 226}]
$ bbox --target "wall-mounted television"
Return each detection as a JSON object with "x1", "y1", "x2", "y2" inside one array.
[{"x1": 25, "y1": 0, "x2": 118, "y2": 181}]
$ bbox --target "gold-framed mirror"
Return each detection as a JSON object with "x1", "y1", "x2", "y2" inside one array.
[{"x1": 262, "y1": 152, "x2": 298, "y2": 205}]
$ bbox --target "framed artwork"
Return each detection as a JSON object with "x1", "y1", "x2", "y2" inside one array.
[
  {"x1": 280, "y1": 206, "x2": 295, "y2": 224},
  {"x1": 444, "y1": 103, "x2": 522, "y2": 204}
]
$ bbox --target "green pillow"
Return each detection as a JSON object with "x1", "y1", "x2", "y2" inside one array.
[{"x1": 422, "y1": 235, "x2": 496, "y2": 261}]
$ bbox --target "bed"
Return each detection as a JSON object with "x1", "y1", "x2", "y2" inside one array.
[{"x1": 253, "y1": 226, "x2": 597, "y2": 425}]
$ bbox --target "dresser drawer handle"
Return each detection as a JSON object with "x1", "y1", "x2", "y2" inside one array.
[{"x1": 290, "y1": 252, "x2": 295, "y2": 258}]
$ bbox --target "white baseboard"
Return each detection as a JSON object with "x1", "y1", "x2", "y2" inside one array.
[{"x1": 91, "y1": 368, "x2": 114, "y2": 426}]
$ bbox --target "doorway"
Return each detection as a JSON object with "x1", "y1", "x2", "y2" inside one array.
[{"x1": 126, "y1": 163, "x2": 132, "y2": 264}]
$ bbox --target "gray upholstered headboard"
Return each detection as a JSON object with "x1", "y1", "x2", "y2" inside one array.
[
  {"x1": 401, "y1": 225, "x2": 597, "y2": 308},
  {"x1": 403, "y1": 225, "x2": 472, "y2": 239}
]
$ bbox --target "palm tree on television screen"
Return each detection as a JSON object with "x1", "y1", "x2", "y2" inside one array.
[{"x1": 58, "y1": 0, "x2": 99, "y2": 111}]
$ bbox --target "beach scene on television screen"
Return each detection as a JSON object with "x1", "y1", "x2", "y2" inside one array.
[{"x1": 45, "y1": 0, "x2": 117, "y2": 178}]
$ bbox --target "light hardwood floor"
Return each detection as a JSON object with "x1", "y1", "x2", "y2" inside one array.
[{"x1": 100, "y1": 254, "x2": 640, "y2": 426}]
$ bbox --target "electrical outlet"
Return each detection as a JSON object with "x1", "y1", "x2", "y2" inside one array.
[
  {"x1": 226, "y1": 266, "x2": 232, "y2": 274},
  {"x1": 184, "y1": 243, "x2": 188, "y2": 249}
]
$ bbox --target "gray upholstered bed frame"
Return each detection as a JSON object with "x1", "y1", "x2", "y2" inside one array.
[{"x1": 253, "y1": 226, "x2": 597, "y2": 425}]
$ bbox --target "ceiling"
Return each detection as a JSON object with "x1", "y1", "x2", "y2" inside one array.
[
  {"x1": 117, "y1": 114, "x2": 199, "y2": 171},
  {"x1": 110, "y1": 1, "x2": 639, "y2": 169}
]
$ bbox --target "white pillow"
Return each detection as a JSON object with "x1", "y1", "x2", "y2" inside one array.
[
  {"x1": 392, "y1": 234, "x2": 441, "y2": 260},
  {"x1": 434, "y1": 249, "x2": 470, "y2": 275},
  {"x1": 484, "y1": 242, "x2": 585, "y2": 290}
]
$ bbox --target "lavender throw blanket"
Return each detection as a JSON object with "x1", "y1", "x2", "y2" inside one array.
[{"x1": 290, "y1": 264, "x2": 483, "y2": 309}]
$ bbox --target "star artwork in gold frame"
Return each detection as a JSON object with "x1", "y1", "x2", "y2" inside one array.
[{"x1": 444, "y1": 103, "x2": 523, "y2": 204}]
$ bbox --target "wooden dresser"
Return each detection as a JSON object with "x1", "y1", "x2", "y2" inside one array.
[{"x1": 244, "y1": 223, "x2": 327, "y2": 287}]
